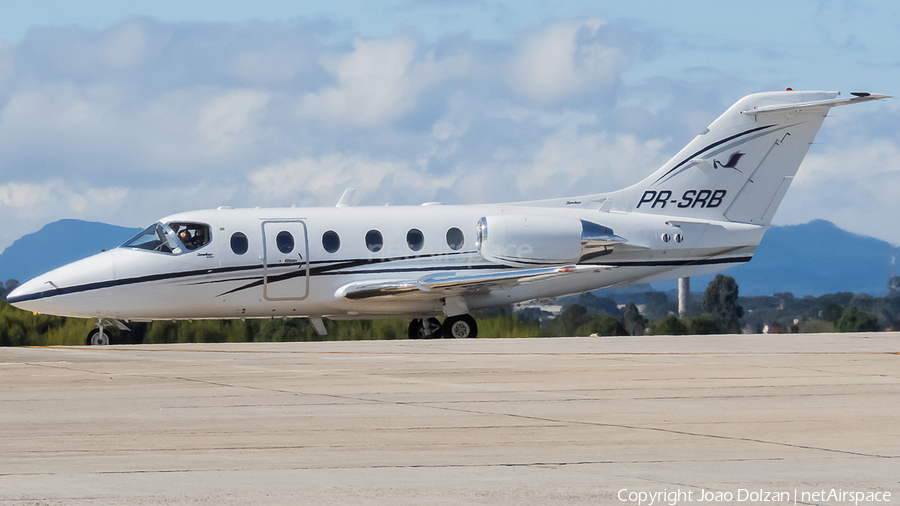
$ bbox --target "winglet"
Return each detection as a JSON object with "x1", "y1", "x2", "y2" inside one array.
[{"x1": 336, "y1": 188, "x2": 356, "y2": 208}]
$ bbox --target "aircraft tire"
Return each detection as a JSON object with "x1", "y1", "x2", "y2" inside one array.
[
  {"x1": 408, "y1": 318, "x2": 442, "y2": 339},
  {"x1": 407, "y1": 319, "x2": 422, "y2": 339},
  {"x1": 87, "y1": 328, "x2": 110, "y2": 346},
  {"x1": 442, "y1": 315, "x2": 478, "y2": 339}
]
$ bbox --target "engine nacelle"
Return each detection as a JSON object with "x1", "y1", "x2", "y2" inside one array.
[{"x1": 475, "y1": 215, "x2": 625, "y2": 267}]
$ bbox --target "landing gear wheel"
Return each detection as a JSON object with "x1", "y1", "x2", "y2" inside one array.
[
  {"x1": 407, "y1": 319, "x2": 422, "y2": 339},
  {"x1": 407, "y1": 318, "x2": 442, "y2": 339},
  {"x1": 442, "y1": 314, "x2": 478, "y2": 339},
  {"x1": 87, "y1": 328, "x2": 109, "y2": 346}
]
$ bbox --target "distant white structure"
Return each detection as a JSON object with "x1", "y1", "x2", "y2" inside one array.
[
  {"x1": 513, "y1": 302, "x2": 563, "y2": 319},
  {"x1": 678, "y1": 277, "x2": 690, "y2": 316}
]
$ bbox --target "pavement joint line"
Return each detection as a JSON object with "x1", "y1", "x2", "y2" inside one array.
[
  {"x1": 406, "y1": 403, "x2": 900, "y2": 460},
  {"x1": 0, "y1": 457, "x2": 790, "y2": 477},
  {"x1": 21, "y1": 346, "x2": 900, "y2": 357}
]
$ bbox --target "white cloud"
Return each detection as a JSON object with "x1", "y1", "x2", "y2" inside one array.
[
  {"x1": 299, "y1": 38, "x2": 469, "y2": 126},
  {"x1": 196, "y1": 90, "x2": 270, "y2": 153},
  {"x1": 247, "y1": 154, "x2": 456, "y2": 206},
  {"x1": 0, "y1": 180, "x2": 128, "y2": 213},
  {"x1": 507, "y1": 19, "x2": 627, "y2": 102},
  {"x1": 0, "y1": 82, "x2": 280, "y2": 183},
  {"x1": 0, "y1": 180, "x2": 131, "y2": 251},
  {"x1": 794, "y1": 139, "x2": 900, "y2": 184},
  {"x1": 776, "y1": 139, "x2": 900, "y2": 245},
  {"x1": 520, "y1": 126, "x2": 668, "y2": 196},
  {"x1": 0, "y1": 83, "x2": 117, "y2": 139},
  {"x1": 100, "y1": 22, "x2": 148, "y2": 69},
  {"x1": 232, "y1": 46, "x2": 307, "y2": 85},
  {"x1": 0, "y1": 41, "x2": 14, "y2": 90}
]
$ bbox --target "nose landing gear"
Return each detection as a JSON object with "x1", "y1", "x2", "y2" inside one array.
[
  {"x1": 87, "y1": 326, "x2": 109, "y2": 346},
  {"x1": 85, "y1": 318, "x2": 131, "y2": 346}
]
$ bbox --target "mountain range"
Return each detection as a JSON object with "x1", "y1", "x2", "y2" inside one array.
[
  {"x1": 673, "y1": 219, "x2": 895, "y2": 296},
  {"x1": 0, "y1": 220, "x2": 142, "y2": 286},
  {"x1": 0, "y1": 218, "x2": 895, "y2": 297}
]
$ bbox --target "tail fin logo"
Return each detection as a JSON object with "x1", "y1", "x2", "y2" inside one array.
[{"x1": 712, "y1": 151, "x2": 745, "y2": 172}]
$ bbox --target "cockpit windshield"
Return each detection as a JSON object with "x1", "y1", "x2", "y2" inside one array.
[
  {"x1": 121, "y1": 222, "x2": 211, "y2": 254},
  {"x1": 121, "y1": 223, "x2": 180, "y2": 253}
]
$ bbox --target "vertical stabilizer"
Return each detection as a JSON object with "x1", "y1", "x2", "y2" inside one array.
[{"x1": 621, "y1": 91, "x2": 887, "y2": 224}]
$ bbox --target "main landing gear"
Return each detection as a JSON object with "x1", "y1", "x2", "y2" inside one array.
[
  {"x1": 442, "y1": 314, "x2": 478, "y2": 339},
  {"x1": 407, "y1": 315, "x2": 478, "y2": 339}
]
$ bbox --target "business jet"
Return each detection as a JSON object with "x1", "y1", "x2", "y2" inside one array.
[{"x1": 8, "y1": 90, "x2": 888, "y2": 344}]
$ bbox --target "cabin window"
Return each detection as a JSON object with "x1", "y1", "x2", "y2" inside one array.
[
  {"x1": 446, "y1": 227, "x2": 464, "y2": 251},
  {"x1": 322, "y1": 230, "x2": 341, "y2": 253},
  {"x1": 169, "y1": 222, "x2": 212, "y2": 251},
  {"x1": 231, "y1": 233, "x2": 249, "y2": 255},
  {"x1": 276, "y1": 231, "x2": 294, "y2": 254},
  {"x1": 407, "y1": 228, "x2": 424, "y2": 251},
  {"x1": 365, "y1": 230, "x2": 383, "y2": 253}
]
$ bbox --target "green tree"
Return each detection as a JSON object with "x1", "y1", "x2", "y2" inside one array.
[
  {"x1": 648, "y1": 316, "x2": 688, "y2": 335},
  {"x1": 799, "y1": 320, "x2": 835, "y2": 333},
  {"x1": 622, "y1": 302, "x2": 647, "y2": 335},
  {"x1": 835, "y1": 307, "x2": 881, "y2": 332},
  {"x1": 684, "y1": 315, "x2": 718, "y2": 335},
  {"x1": 477, "y1": 315, "x2": 540, "y2": 338},
  {"x1": 572, "y1": 293, "x2": 621, "y2": 317},
  {"x1": 643, "y1": 291, "x2": 670, "y2": 319},
  {"x1": 702, "y1": 274, "x2": 744, "y2": 333},
  {"x1": 574, "y1": 315, "x2": 627, "y2": 336},
  {"x1": 821, "y1": 302, "x2": 844, "y2": 323},
  {"x1": 551, "y1": 304, "x2": 594, "y2": 336}
]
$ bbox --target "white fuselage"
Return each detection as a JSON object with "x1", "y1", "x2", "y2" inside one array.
[{"x1": 8, "y1": 203, "x2": 762, "y2": 321}]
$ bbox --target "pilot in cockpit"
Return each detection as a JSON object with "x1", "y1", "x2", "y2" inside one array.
[{"x1": 178, "y1": 228, "x2": 195, "y2": 250}]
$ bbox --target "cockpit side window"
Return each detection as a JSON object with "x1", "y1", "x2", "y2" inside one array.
[{"x1": 168, "y1": 222, "x2": 212, "y2": 251}]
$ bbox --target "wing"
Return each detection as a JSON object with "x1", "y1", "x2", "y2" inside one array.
[{"x1": 335, "y1": 265, "x2": 611, "y2": 301}]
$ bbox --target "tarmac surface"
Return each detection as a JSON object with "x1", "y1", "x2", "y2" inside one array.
[{"x1": 1, "y1": 333, "x2": 899, "y2": 505}]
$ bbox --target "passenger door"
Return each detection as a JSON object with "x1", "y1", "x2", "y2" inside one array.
[{"x1": 261, "y1": 220, "x2": 309, "y2": 300}]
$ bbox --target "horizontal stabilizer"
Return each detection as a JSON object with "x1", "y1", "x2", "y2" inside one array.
[{"x1": 741, "y1": 93, "x2": 890, "y2": 116}]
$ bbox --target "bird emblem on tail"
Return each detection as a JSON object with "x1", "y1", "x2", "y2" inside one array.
[{"x1": 712, "y1": 151, "x2": 745, "y2": 172}]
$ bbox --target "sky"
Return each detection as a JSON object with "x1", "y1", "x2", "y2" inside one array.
[{"x1": 0, "y1": 0, "x2": 898, "y2": 253}]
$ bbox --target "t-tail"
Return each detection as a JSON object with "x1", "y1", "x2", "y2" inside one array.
[{"x1": 620, "y1": 90, "x2": 888, "y2": 224}]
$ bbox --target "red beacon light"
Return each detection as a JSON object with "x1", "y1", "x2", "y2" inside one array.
[{"x1": 786, "y1": 87, "x2": 793, "y2": 91}]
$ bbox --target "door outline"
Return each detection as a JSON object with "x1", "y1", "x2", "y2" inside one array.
[{"x1": 261, "y1": 219, "x2": 310, "y2": 301}]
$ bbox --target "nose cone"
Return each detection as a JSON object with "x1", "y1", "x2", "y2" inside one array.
[
  {"x1": 7, "y1": 251, "x2": 117, "y2": 317},
  {"x1": 7, "y1": 277, "x2": 45, "y2": 305}
]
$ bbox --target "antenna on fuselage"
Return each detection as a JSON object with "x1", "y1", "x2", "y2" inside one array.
[{"x1": 336, "y1": 188, "x2": 356, "y2": 208}]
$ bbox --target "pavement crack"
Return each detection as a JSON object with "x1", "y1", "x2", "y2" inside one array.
[{"x1": 407, "y1": 403, "x2": 899, "y2": 459}]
